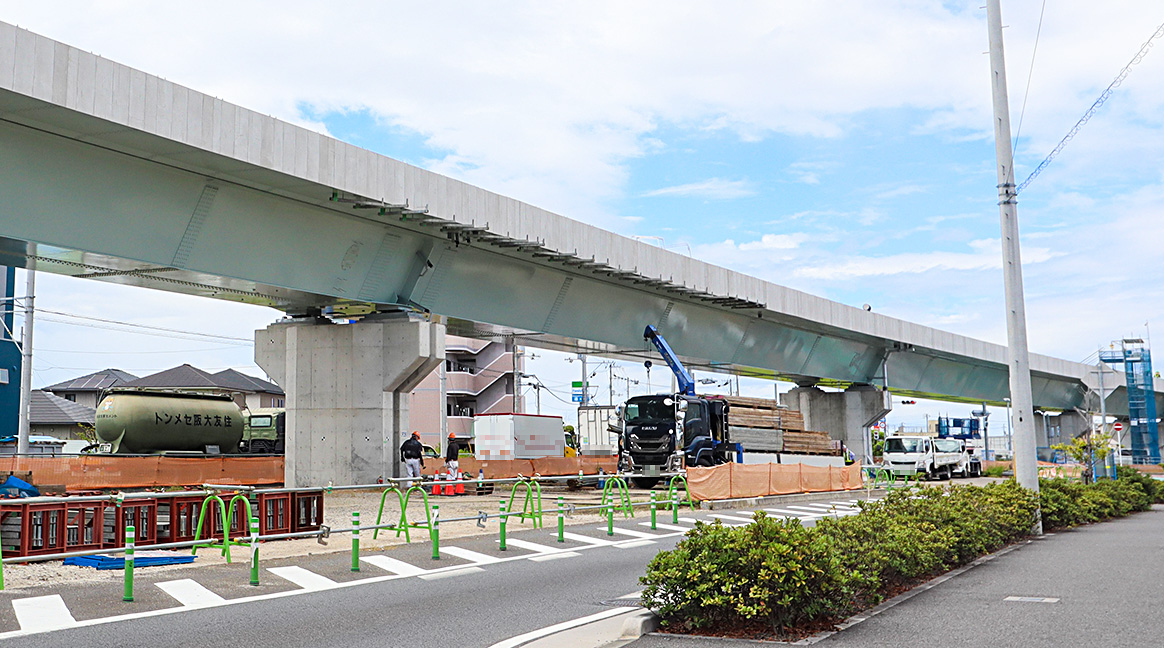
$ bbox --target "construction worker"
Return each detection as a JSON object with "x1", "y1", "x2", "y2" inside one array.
[
  {"x1": 400, "y1": 431, "x2": 425, "y2": 489},
  {"x1": 445, "y1": 432, "x2": 461, "y2": 480}
]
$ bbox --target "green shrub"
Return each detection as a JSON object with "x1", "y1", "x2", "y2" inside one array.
[
  {"x1": 642, "y1": 476, "x2": 1144, "y2": 636},
  {"x1": 982, "y1": 465, "x2": 1008, "y2": 478}
]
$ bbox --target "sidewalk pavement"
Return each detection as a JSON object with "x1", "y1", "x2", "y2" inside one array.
[{"x1": 626, "y1": 504, "x2": 1164, "y2": 647}]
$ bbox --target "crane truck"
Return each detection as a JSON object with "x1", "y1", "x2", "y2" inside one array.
[{"x1": 617, "y1": 325, "x2": 741, "y2": 488}]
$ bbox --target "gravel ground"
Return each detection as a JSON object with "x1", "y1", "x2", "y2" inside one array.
[{"x1": 1, "y1": 484, "x2": 641, "y2": 591}]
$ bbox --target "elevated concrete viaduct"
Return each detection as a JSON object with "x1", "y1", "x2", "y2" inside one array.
[{"x1": 1, "y1": 23, "x2": 1160, "y2": 482}]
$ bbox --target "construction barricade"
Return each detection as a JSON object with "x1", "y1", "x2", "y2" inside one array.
[{"x1": 687, "y1": 462, "x2": 864, "y2": 501}]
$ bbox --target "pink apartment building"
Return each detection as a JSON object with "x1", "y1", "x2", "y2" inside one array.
[{"x1": 409, "y1": 335, "x2": 523, "y2": 451}]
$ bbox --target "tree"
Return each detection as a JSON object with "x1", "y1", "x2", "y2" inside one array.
[{"x1": 1052, "y1": 430, "x2": 1112, "y2": 484}]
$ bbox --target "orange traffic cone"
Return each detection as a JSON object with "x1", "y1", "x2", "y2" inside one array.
[
  {"x1": 455, "y1": 470, "x2": 466, "y2": 495},
  {"x1": 431, "y1": 473, "x2": 443, "y2": 495},
  {"x1": 442, "y1": 470, "x2": 453, "y2": 496}
]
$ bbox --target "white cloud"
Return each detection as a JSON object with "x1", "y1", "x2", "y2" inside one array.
[
  {"x1": 738, "y1": 234, "x2": 810, "y2": 251},
  {"x1": 642, "y1": 178, "x2": 755, "y2": 200},
  {"x1": 794, "y1": 238, "x2": 1055, "y2": 280}
]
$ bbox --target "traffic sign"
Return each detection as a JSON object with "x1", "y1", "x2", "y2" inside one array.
[{"x1": 1112, "y1": 421, "x2": 1126, "y2": 433}]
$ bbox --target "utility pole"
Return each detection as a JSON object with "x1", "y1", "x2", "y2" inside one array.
[
  {"x1": 608, "y1": 364, "x2": 614, "y2": 406},
  {"x1": 986, "y1": 0, "x2": 1040, "y2": 525},
  {"x1": 579, "y1": 353, "x2": 587, "y2": 406},
  {"x1": 16, "y1": 263, "x2": 34, "y2": 456},
  {"x1": 513, "y1": 344, "x2": 522, "y2": 414}
]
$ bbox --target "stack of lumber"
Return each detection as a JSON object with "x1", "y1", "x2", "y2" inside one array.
[
  {"x1": 781, "y1": 430, "x2": 837, "y2": 455},
  {"x1": 721, "y1": 395, "x2": 837, "y2": 455}
]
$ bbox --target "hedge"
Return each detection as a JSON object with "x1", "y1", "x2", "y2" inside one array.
[{"x1": 641, "y1": 470, "x2": 1163, "y2": 636}]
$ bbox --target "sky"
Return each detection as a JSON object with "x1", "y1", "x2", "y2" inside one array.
[{"x1": 4, "y1": 1, "x2": 1164, "y2": 435}]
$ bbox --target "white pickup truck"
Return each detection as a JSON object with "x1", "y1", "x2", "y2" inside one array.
[{"x1": 882, "y1": 435, "x2": 971, "y2": 480}]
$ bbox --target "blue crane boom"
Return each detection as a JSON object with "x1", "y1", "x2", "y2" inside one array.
[{"x1": 643, "y1": 325, "x2": 696, "y2": 396}]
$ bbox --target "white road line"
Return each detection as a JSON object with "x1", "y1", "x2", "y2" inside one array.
[
  {"x1": 156, "y1": 579, "x2": 225, "y2": 607},
  {"x1": 785, "y1": 504, "x2": 835, "y2": 512},
  {"x1": 613, "y1": 539, "x2": 655, "y2": 549},
  {"x1": 708, "y1": 513, "x2": 754, "y2": 524},
  {"x1": 639, "y1": 522, "x2": 691, "y2": 532},
  {"x1": 561, "y1": 532, "x2": 615, "y2": 546},
  {"x1": 832, "y1": 501, "x2": 862, "y2": 508},
  {"x1": 504, "y1": 538, "x2": 567, "y2": 554},
  {"x1": 677, "y1": 517, "x2": 700, "y2": 524},
  {"x1": 529, "y1": 552, "x2": 580, "y2": 562},
  {"x1": 487, "y1": 607, "x2": 637, "y2": 648},
  {"x1": 441, "y1": 546, "x2": 502, "y2": 565},
  {"x1": 267, "y1": 566, "x2": 337, "y2": 590},
  {"x1": 797, "y1": 503, "x2": 840, "y2": 510},
  {"x1": 764, "y1": 508, "x2": 823, "y2": 518},
  {"x1": 419, "y1": 566, "x2": 485, "y2": 580},
  {"x1": 360, "y1": 554, "x2": 428, "y2": 576},
  {"x1": 599, "y1": 527, "x2": 662, "y2": 539},
  {"x1": 12, "y1": 595, "x2": 77, "y2": 631}
]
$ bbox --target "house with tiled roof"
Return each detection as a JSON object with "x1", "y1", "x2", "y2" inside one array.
[
  {"x1": 43, "y1": 368, "x2": 138, "y2": 409},
  {"x1": 122, "y1": 364, "x2": 284, "y2": 410},
  {"x1": 30, "y1": 390, "x2": 96, "y2": 440}
]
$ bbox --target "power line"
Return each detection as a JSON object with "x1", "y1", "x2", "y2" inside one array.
[
  {"x1": 1017, "y1": 19, "x2": 1164, "y2": 194},
  {"x1": 1012, "y1": 0, "x2": 1048, "y2": 156},
  {"x1": 30, "y1": 308, "x2": 254, "y2": 345}
]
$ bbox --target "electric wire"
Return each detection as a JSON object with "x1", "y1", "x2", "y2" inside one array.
[
  {"x1": 1017, "y1": 19, "x2": 1164, "y2": 195},
  {"x1": 1012, "y1": 0, "x2": 1049, "y2": 156},
  {"x1": 32, "y1": 308, "x2": 253, "y2": 343}
]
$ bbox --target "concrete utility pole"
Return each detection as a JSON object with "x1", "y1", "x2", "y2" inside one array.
[
  {"x1": 986, "y1": 0, "x2": 1041, "y2": 526},
  {"x1": 16, "y1": 263, "x2": 34, "y2": 455},
  {"x1": 579, "y1": 353, "x2": 587, "y2": 406}
]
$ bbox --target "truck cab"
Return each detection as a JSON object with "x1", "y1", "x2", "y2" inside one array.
[{"x1": 619, "y1": 393, "x2": 730, "y2": 488}]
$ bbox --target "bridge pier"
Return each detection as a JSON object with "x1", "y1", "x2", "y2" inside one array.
[
  {"x1": 781, "y1": 384, "x2": 891, "y2": 462},
  {"x1": 256, "y1": 315, "x2": 444, "y2": 488}
]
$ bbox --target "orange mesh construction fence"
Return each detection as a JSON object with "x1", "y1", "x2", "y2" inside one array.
[
  {"x1": 0, "y1": 456, "x2": 284, "y2": 491},
  {"x1": 688, "y1": 462, "x2": 864, "y2": 501}
]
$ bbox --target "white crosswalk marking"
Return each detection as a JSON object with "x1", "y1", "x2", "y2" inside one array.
[
  {"x1": 613, "y1": 539, "x2": 655, "y2": 549},
  {"x1": 797, "y1": 503, "x2": 839, "y2": 510},
  {"x1": 440, "y1": 546, "x2": 501, "y2": 565},
  {"x1": 708, "y1": 513, "x2": 753, "y2": 524},
  {"x1": 267, "y1": 566, "x2": 337, "y2": 590},
  {"x1": 599, "y1": 527, "x2": 662, "y2": 540},
  {"x1": 638, "y1": 522, "x2": 691, "y2": 532},
  {"x1": 529, "y1": 551, "x2": 580, "y2": 561},
  {"x1": 361, "y1": 554, "x2": 428, "y2": 576},
  {"x1": 764, "y1": 508, "x2": 824, "y2": 518},
  {"x1": 504, "y1": 538, "x2": 569, "y2": 554},
  {"x1": 785, "y1": 504, "x2": 834, "y2": 513},
  {"x1": 12, "y1": 595, "x2": 77, "y2": 631},
  {"x1": 419, "y1": 566, "x2": 484, "y2": 580},
  {"x1": 156, "y1": 579, "x2": 225, "y2": 607},
  {"x1": 832, "y1": 501, "x2": 862, "y2": 508},
  {"x1": 561, "y1": 531, "x2": 615, "y2": 546}
]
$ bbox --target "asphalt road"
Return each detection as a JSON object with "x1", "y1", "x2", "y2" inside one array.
[{"x1": 631, "y1": 504, "x2": 1164, "y2": 647}]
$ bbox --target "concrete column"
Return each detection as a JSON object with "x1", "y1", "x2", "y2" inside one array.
[
  {"x1": 781, "y1": 384, "x2": 891, "y2": 461},
  {"x1": 256, "y1": 314, "x2": 444, "y2": 487}
]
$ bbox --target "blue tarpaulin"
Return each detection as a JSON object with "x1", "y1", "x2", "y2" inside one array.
[
  {"x1": 64, "y1": 553, "x2": 197, "y2": 570},
  {"x1": 0, "y1": 475, "x2": 39, "y2": 498}
]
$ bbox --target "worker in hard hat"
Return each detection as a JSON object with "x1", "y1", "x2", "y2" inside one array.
[
  {"x1": 400, "y1": 431, "x2": 425, "y2": 489},
  {"x1": 444, "y1": 431, "x2": 461, "y2": 483}
]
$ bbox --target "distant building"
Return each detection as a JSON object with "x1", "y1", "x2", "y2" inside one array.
[
  {"x1": 121, "y1": 364, "x2": 284, "y2": 410},
  {"x1": 30, "y1": 390, "x2": 96, "y2": 440},
  {"x1": 43, "y1": 368, "x2": 138, "y2": 409},
  {"x1": 410, "y1": 336, "x2": 521, "y2": 450}
]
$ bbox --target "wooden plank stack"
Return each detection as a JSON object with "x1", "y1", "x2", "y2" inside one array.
[{"x1": 720, "y1": 395, "x2": 837, "y2": 455}]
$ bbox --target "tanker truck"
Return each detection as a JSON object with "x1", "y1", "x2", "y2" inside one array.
[{"x1": 95, "y1": 390, "x2": 244, "y2": 454}]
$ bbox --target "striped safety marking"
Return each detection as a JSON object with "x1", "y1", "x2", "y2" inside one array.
[
  {"x1": 156, "y1": 579, "x2": 225, "y2": 607},
  {"x1": 12, "y1": 595, "x2": 77, "y2": 632}
]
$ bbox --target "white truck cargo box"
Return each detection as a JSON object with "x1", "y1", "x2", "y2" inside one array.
[{"x1": 473, "y1": 413, "x2": 565, "y2": 460}]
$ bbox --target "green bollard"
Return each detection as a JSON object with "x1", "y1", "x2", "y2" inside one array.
[
  {"x1": 123, "y1": 525, "x2": 135, "y2": 602},
  {"x1": 499, "y1": 500, "x2": 508, "y2": 551},
  {"x1": 650, "y1": 491, "x2": 657, "y2": 530},
  {"x1": 0, "y1": 539, "x2": 5, "y2": 591},
  {"x1": 431, "y1": 505, "x2": 440, "y2": 561},
  {"x1": 672, "y1": 493, "x2": 680, "y2": 524},
  {"x1": 557, "y1": 497, "x2": 565, "y2": 543},
  {"x1": 249, "y1": 516, "x2": 260, "y2": 586},
  {"x1": 606, "y1": 504, "x2": 614, "y2": 537},
  {"x1": 351, "y1": 511, "x2": 360, "y2": 572}
]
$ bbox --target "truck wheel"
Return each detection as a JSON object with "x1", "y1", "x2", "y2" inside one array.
[{"x1": 632, "y1": 477, "x2": 660, "y2": 490}]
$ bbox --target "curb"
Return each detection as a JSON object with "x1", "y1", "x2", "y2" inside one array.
[{"x1": 620, "y1": 609, "x2": 660, "y2": 638}]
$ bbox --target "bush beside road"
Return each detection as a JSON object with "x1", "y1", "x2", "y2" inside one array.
[{"x1": 640, "y1": 469, "x2": 1164, "y2": 642}]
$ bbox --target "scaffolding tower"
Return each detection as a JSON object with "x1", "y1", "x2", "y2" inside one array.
[{"x1": 1100, "y1": 339, "x2": 1160, "y2": 464}]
